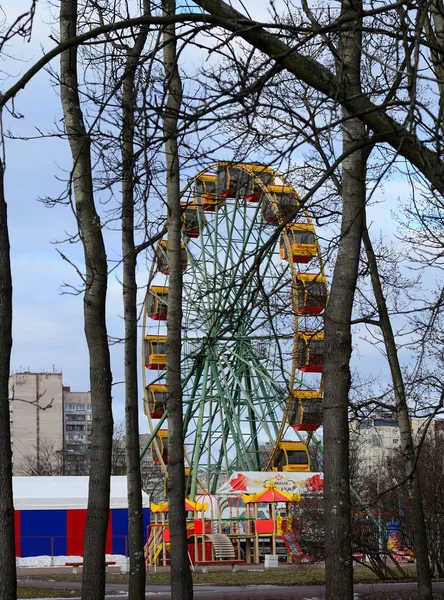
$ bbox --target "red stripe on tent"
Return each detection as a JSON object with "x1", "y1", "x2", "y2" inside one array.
[
  {"x1": 67, "y1": 510, "x2": 114, "y2": 556},
  {"x1": 67, "y1": 509, "x2": 87, "y2": 556},
  {"x1": 106, "y1": 510, "x2": 113, "y2": 555},
  {"x1": 14, "y1": 510, "x2": 20, "y2": 557}
]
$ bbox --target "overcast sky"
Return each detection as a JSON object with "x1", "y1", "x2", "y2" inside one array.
[{"x1": 1, "y1": 1, "x2": 434, "y2": 433}]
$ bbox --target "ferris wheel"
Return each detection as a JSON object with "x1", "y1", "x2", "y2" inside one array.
[{"x1": 142, "y1": 163, "x2": 328, "y2": 496}]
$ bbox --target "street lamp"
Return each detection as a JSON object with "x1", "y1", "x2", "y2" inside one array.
[{"x1": 372, "y1": 429, "x2": 385, "y2": 553}]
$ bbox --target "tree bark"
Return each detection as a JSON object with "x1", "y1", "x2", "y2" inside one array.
[
  {"x1": 60, "y1": 2, "x2": 113, "y2": 599},
  {"x1": 363, "y1": 227, "x2": 433, "y2": 600},
  {"x1": 121, "y1": 5, "x2": 151, "y2": 599},
  {"x1": 0, "y1": 148, "x2": 16, "y2": 600},
  {"x1": 424, "y1": 0, "x2": 444, "y2": 134},
  {"x1": 162, "y1": 1, "x2": 193, "y2": 598},
  {"x1": 323, "y1": 1, "x2": 366, "y2": 598}
]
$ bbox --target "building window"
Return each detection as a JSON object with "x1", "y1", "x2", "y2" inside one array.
[{"x1": 393, "y1": 439, "x2": 398, "y2": 444}]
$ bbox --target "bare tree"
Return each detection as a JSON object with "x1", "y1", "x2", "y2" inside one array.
[
  {"x1": 120, "y1": 3, "x2": 151, "y2": 597},
  {"x1": 361, "y1": 226, "x2": 433, "y2": 599},
  {"x1": 321, "y1": 1, "x2": 367, "y2": 597},
  {"x1": 162, "y1": 1, "x2": 193, "y2": 598},
  {"x1": 0, "y1": 5, "x2": 38, "y2": 599},
  {"x1": 20, "y1": 440, "x2": 65, "y2": 476},
  {"x1": 60, "y1": 2, "x2": 113, "y2": 599},
  {"x1": 0, "y1": 143, "x2": 15, "y2": 600}
]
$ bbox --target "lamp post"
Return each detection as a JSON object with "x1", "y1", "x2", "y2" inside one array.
[{"x1": 373, "y1": 429, "x2": 385, "y2": 554}]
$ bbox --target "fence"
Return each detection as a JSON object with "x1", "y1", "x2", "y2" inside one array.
[{"x1": 15, "y1": 535, "x2": 129, "y2": 558}]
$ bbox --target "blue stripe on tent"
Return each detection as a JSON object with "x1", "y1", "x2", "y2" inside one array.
[
  {"x1": 142, "y1": 508, "x2": 150, "y2": 543},
  {"x1": 20, "y1": 510, "x2": 67, "y2": 557},
  {"x1": 111, "y1": 509, "x2": 128, "y2": 555}
]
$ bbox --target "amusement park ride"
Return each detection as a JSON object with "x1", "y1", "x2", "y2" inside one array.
[{"x1": 142, "y1": 163, "x2": 328, "y2": 568}]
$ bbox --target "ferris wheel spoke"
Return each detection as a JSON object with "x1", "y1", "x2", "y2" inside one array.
[
  {"x1": 209, "y1": 198, "x2": 265, "y2": 319},
  {"x1": 207, "y1": 352, "x2": 238, "y2": 479},
  {"x1": 187, "y1": 357, "x2": 211, "y2": 499},
  {"x1": 211, "y1": 198, "x2": 243, "y2": 317},
  {"x1": 227, "y1": 346, "x2": 291, "y2": 393},
  {"x1": 216, "y1": 349, "x2": 278, "y2": 459},
  {"x1": 208, "y1": 354, "x2": 257, "y2": 472},
  {"x1": 220, "y1": 347, "x2": 290, "y2": 444},
  {"x1": 244, "y1": 352, "x2": 290, "y2": 439},
  {"x1": 182, "y1": 356, "x2": 206, "y2": 436},
  {"x1": 244, "y1": 364, "x2": 262, "y2": 470}
]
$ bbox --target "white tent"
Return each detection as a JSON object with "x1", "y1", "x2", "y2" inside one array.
[{"x1": 13, "y1": 476, "x2": 150, "y2": 510}]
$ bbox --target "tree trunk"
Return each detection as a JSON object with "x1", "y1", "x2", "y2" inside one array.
[
  {"x1": 323, "y1": 1, "x2": 366, "y2": 598},
  {"x1": 60, "y1": 3, "x2": 113, "y2": 599},
  {"x1": 121, "y1": 6, "x2": 150, "y2": 599},
  {"x1": 424, "y1": 0, "x2": 444, "y2": 134},
  {"x1": 162, "y1": 1, "x2": 193, "y2": 598},
  {"x1": 363, "y1": 227, "x2": 433, "y2": 600},
  {"x1": 0, "y1": 150, "x2": 16, "y2": 600}
]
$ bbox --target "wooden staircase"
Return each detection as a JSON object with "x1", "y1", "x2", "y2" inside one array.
[
  {"x1": 145, "y1": 526, "x2": 163, "y2": 569},
  {"x1": 205, "y1": 534, "x2": 236, "y2": 559}
]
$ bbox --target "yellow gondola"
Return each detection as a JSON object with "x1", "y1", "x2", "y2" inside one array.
[
  {"x1": 280, "y1": 224, "x2": 317, "y2": 264},
  {"x1": 289, "y1": 390, "x2": 323, "y2": 432},
  {"x1": 147, "y1": 286, "x2": 168, "y2": 321},
  {"x1": 297, "y1": 331, "x2": 324, "y2": 373},
  {"x1": 262, "y1": 184, "x2": 299, "y2": 224},
  {"x1": 181, "y1": 202, "x2": 205, "y2": 238},
  {"x1": 146, "y1": 384, "x2": 167, "y2": 418},
  {"x1": 273, "y1": 441, "x2": 311, "y2": 472},
  {"x1": 217, "y1": 164, "x2": 273, "y2": 201},
  {"x1": 193, "y1": 174, "x2": 223, "y2": 211},
  {"x1": 153, "y1": 429, "x2": 168, "y2": 465},
  {"x1": 145, "y1": 335, "x2": 167, "y2": 370},
  {"x1": 295, "y1": 273, "x2": 327, "y2": 315},
  {"x1": 156, "y1": 240, "x2": 188, "y2": 275}
]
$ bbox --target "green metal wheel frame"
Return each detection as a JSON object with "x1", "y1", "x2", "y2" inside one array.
[{"x1": 142, "y1": 162, "x2": 327, "y2": 496}]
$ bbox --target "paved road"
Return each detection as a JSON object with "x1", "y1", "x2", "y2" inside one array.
[{"x1": 17, "y1": 579, "x2": 444, "y2": 599}]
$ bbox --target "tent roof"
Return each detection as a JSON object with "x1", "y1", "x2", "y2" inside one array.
[
  {"x1": 242, "y1": 484, "x2": 301, "y2": 504},
  {"x1": 151, "y1": 498, "x2": 207, "y2": 513},
  {"x1": 13, "y1": 476, "x2": 150, "y2": 510}
]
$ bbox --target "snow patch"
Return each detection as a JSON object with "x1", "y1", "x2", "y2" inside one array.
[{"x1": 17, "y1": 554, "x2": 129, "y2": 568}]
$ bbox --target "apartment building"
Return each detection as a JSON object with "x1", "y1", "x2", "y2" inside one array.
[
  {"x1": 63, "y1": 387, "x2": 92, "y2": 474},
  {"x1": 9, "y1": 371, "x2": 162, "y2": 482},
  {"x1": 8, "y1": 372, "x2": 93, "y2": 475},
  {"x1": 9, "y1": 372, "x2": 65, "y2": 475},
  {"x1": 350, "y1": 412, "x2": 442, "y2": 471}
]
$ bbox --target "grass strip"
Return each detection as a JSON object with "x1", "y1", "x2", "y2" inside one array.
[
  {"x1": 19, "y1": 565, "x2": 419, "y2": 587},
  {"x1": 18, "y1": 587, "x2": 74, "y2": 599}
]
